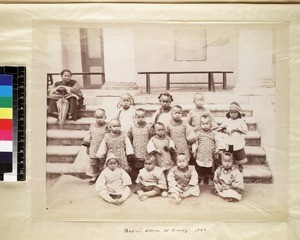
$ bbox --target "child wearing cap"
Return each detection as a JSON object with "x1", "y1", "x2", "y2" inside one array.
[
  {"x1": 209, "y1": 152, "x2": 244, "y2": 202},
  {"x1": 95, "y1": 153, "x2": 132, "y2": 205},
  {"x1": 135, "y1": 156, "x2": 167, "y2": 201},
  {"x1": 217, "y1": 102, "x2": 248, "y2": 172}
]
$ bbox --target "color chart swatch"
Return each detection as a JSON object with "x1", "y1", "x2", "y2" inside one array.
[
  {"x1": 0, "y1": 66, "x2": 26, "y2": 181},
  {"x1": 0, "y1": 75, "x2": 13, "y2": 177}
]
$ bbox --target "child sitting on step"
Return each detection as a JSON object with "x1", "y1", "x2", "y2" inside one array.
[
  {"x1": 96, "y1": 118, "x2": 135, "y2": 172},
  {"x1": 96, "y1": 153, "x2": 132, "y2": 205},
  {"x1": 217, "y1": 102, "x2": 248, "y2": 172},
  {"x1": 186, "y1": 93, "x2": 218, "y2": 132},
  {"x1": 135, "y1": 156, "x2": 167, "y2": 201},
  {"x1": 82, "y1": 108, "x2": 108, "y2": 185},
  {"x1": 167, "y1": 153, "x2": 200, "y2": 204},
  {"x1": 152, "y1": 92, "x2": 173, "y2": 127},
  {"x1": 117, "y1": 93, "x2": 136, "y2": 134},
  {"x1": 209, "y1": 151, "x2": 244, "y2": 202}
]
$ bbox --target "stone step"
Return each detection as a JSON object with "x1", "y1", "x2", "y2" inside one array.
[
  {"x1": 46, "y1": 146, "x2": 267, "y2": 165},
  {"x1": 47, "y1": 116, "x2": 258, "y2": 131},
  {"x1": 45, "y1": 162, "x2": 273, "y2": 184},
  {"x1": 47, "y1": 129, "x2": 261, "y2": 147},
  {"x1": 79, "y1": 104, "x2": 253, "y2": 118},
  {"x1": 81, "y1": 90, "x2": 250, "y2": 106}
]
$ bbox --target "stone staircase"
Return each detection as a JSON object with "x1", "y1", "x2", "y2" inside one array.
[{"x1": 46, "y1": 95, "x2": 273, "y2": 184}]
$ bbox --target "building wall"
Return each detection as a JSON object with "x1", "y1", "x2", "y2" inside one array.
[{"x1": 134, "y1": 26, "x2": 239, "y2": 89}]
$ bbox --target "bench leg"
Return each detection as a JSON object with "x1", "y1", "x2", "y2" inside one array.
[
  {"x1": 146, "y1": 73, "x2": 151, "y2": 94},
  {"x1": 208, "y1": 73, "x2": 215, "y2": 92},
  {"x1": 223, "y1": 73, "x2": 227, "y2": 90},
  {"x1": 166, "y1": 73, "x2": 170, "y2": 90}
]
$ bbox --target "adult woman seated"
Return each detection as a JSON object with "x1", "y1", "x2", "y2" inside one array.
[{"x1": 47, "y1": 69, "x2": 84, "y2": 121}]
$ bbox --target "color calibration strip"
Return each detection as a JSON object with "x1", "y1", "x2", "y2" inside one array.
[
  {"x1": 0, "y1": 66, "x2": 26, "y2": 181},
  {"x1": 0, "y1": 75, "x2": 13, "y2": 180}
]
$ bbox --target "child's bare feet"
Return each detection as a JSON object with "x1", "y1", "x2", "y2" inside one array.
[
  {"x1": 117, "y1": 198, "x2": 126, "y2": 204},
  {"x1": 175, "y1": 197, "x2": 183, "y2": 204},
  {"x1": 139, "y1": 195, "x2": 149, "y2": 201},
  {"x1": 88, "y1": 177, "x2": 98, "y2": 185},
  {"x1": 109, "y1": 199, "x2": 119, "y2": 205},
  {"x1": 180, "y1": 192, "x2": 190, "y2": 199}
]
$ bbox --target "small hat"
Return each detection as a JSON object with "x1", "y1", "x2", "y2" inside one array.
[
  {"x1": 105, "y1": 152, "x2": 119, "y2": 165},
  {"x1": 226, "y1": 102, "x2": 245, "y2": 118}
]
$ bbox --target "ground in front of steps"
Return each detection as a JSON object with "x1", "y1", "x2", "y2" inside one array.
[{"x1": 46, "y1": 174, "x2": 286, "y2": 222}]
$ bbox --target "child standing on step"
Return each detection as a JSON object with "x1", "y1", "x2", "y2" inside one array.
[
  {"x1": 135, "y1": 156, "x2": 167, "y2": 201},
  {"x1": 127, "y1": 108, "x2": 152, "y2": 161},
  {"x1": 82, "y1": 108, "x2": 108, "y2": 184},
  {"x1": 166, "y1": 105, "x2": 197, "y2": 161},
  {"x1": 167, "y1": 153, "x2": 200, "y2": 204},
  {"x1": 152, "y1": 92, "x2": 173, "y2": 127},
  {"x1": 147, "y1": 122, "x2": 176, "y2": 172},
  {"x1": 96, "y1": 118, "x2": 135, "y2": 172},
  {"x1": 117, "y1": 93, "x2": 136, "y2": 134},
  {"x1": 209, "y1": 151, "x2": 244, "y2": 202},
  {"x1": 217, "y1": 102, "x2": 248, "y2": 172},
  {"x1": 96, "y1": 153, "x2": 132, "y2": 205},
  {"x1": 192, "y1": 114, "x2": 226, "y2": 184},
  {"x1": 186, "y1": 93, "x2": 218, "y2": 132}
]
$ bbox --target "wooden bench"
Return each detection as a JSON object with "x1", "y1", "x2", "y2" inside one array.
[
  {"x1": 138, "y1": 71, "x2": 233, "y2": 94},
  {"x1": 47, "y1": 72, "x2": 105, "y2": 90}
]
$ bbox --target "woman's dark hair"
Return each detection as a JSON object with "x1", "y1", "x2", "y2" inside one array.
[
  {"x1": 158, "y1": 92, "x2": 173, "y2": 102},
  {"x1": 60, "y1": 69, "x2": 72, "y2": 77}
]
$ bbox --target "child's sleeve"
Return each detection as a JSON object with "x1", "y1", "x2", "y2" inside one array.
[
  {"x1": 82, "y1": 124, "x2": 92, "y2": 148},
  {"x1": 189, "y1": 166, "x2": 199, "y2": 186},
  {"x1": 121, "y1": 169, "x2": 132, "y2": 187},
  {"x1": 168, "y1": 138, "x2": 176, "y2": 149},
  {"x1": 230, "y1": 170, "x2": 245, "y2": 194},
  {"x1": 96, "y1": 138, "x2": 107, "y2": 159},
  {"x1": 185, "y1": 123, "x2": 197, "y2": 145},
  {"x1": 207, "y1": 109, "x2": 218, "y2": 129},
  {"x1": 156, "y1": 170, "x2": 167, "y2": 190},
  {"x1": 127, "y1": 126, "x2": 133, "y2": 143},
  {"x1": 214, "y1": 132, "x2": 226, "y2": 151},
  {"x1": 95, "y1": 171, "x2": 106, "y2": 192},
  {"x1": 236, "y1": 119, "x2": 248, "y2": 135},
  {"x1": 213, "y1": 166, "x2": 221, "y2": 183},
  {"x1": 185, "y1": 109, "x2": 193, "y2": 125},
  {"x1": 151, "y1": 109, "x2": 160, "y2": 124},
  {"x1": 135, "y1": 170, "x2": 143, "y2": 184},
  {"x1": 147, "y1": 138, "x2": 157, "y2": 154},
  {"x1": 167, "y1": 169, "x2": 177, "y2": 189},
  {"x1": 124, "y1": 136, "x2": 134, "y2": 155}
]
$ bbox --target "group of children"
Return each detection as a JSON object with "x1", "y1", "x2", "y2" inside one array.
[{"x1": 81, "y1": 92, "x2": 247, "y2": 205}]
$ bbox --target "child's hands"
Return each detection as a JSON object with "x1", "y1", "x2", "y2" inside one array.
[{"x1": 86, "y1": 148, "x2": 90, "y2": 155}]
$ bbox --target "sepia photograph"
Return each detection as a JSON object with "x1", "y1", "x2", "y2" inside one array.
[{"x1": 31, "y1": 20, "x2": 289, "y2": 221}]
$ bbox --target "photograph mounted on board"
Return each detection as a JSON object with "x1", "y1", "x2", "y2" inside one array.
[{"x1": 32, "y1": 21, "x2": 289, "y2": 221}]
